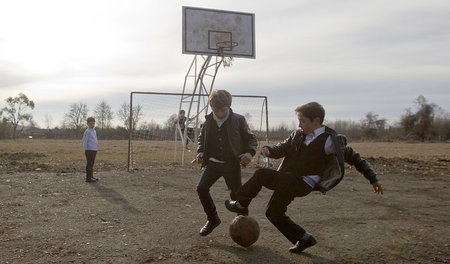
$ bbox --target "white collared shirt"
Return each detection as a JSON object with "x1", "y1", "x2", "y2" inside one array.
[
  {"x1": 212, "y1": 110, "x2": 230, "y2": 128},
  {"x1": 302, "y1": 126, "x2": 335, "y2": 188}
]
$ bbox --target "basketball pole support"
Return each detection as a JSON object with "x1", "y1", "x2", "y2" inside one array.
[{"x1": 176, "y1": 55, "x2": 224, "y2": 165}]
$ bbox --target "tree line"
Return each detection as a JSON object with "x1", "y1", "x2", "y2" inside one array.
[{"x1": 1, "y1": 93, "x2": 449, "y2": 142}]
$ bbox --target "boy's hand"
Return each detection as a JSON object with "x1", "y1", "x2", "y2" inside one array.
[
  {"x1": 372, "y1": 181, "x2": 383, "y2": 195},
  {"x1": 239, "y1": 153, "x2": 252, "y2": 167},
  {"x1": 259, "y1": 147, "x2": 270, "y2": 157},
  {"x1": 196, "y1": 153, "x2": 204, "y2": 164}
]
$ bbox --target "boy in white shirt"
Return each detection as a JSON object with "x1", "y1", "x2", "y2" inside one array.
[{"x1": 82, "y1": 117, "x2": 99, "y2": 183}]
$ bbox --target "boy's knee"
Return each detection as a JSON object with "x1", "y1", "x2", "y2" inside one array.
[
  {"x1": 265, "y1": 206, "x2": 283, "y2": 222},
  {"x1": 254, "y1": 168, "x2": 267, "y2": 180}
]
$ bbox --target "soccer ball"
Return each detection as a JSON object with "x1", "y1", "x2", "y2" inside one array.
[{"x1": 229, "y1": 215, "x2": 260, "y2": 247}]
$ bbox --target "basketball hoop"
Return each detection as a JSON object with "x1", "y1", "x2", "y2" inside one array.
[
  {"x1": 216, "y1": 41, "x2": 238, "y2": 67},
  {"x1": 216, "y1": 41, "x2": 239, "y2": 57}
]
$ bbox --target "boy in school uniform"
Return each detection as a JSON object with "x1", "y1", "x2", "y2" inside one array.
[
  {"x1": 82, "y1": 117, "x2": 99, "y2": 183},
  {"x1": 226, "y1": 102, "x2": 383, "y2": 253},
  {"x1": 195, "y1": 89, "x2": 257, "y2": 236}
]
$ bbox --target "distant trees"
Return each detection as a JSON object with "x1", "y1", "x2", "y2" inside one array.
[
  {"x1": 360, "y1": 112, "x2": 387, "y2": 140},
  {"x1": 117, "y1": 102, "x2": 143, "y2": 131},
  {"x1": 1, "y1": 93, "x2": 35, "y2": 139},
  {"x1": 0, "y1": 108, "x2": 11, "y2": 139},
  {"x1": 400, "y1": 95, "x2": 437, "y2": 141},
  {"x1": 326, "y1": 120, "x2": 362, "y2": 140},
  {"x1": 432, "y1": 112, "x2": 450, "y2": 141},
  {"x1": 0, "y1": 118, "x2": 11, "y2": 139},
  {"x1": 64, "y1": 102, "x2": 88, "y2": 131},
  {"x1": 163, "y1": 113, "x2": 178, "y2": 136},
  {"x1": 1, "y1": 93, "x2": 446, "y2": 142},
  {"x1": 94, "y1": 100, "x2": 114, "y2": 129}
]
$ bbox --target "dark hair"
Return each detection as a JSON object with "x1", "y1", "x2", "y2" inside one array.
[
  {"x1": 179, "y1": 109, "x2": 185, "y2": 115},
  {"x1": 87, "y1": 117, "x2": 95, "y2": 123},
  {"x1": 295, "y1": 102, "x2": 325, "y2": 124},
  {"x1": 209, "y1": 89, "x2": 232, "y2": 108}
]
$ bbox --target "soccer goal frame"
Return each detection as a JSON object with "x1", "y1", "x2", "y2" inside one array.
[{"x1": 127, "y1": 91, "x2": 269, "y2": 171}]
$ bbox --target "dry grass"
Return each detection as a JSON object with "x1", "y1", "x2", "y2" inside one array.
[
  {"x1": 0, "y1": 139, "x2": 127, "y2": 163},
  {"x1": 0, "y1": 139, "x2": 129, "y2": 172},
  {"x1": 0, "y1": 139, "x2": 448, "y2": 173},
  {"x1": 349, "y1": 141, "x2": 450, "y2": 161}
]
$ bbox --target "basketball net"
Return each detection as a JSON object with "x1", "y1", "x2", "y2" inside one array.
[{"x1": 217, "y1": 41, "x2": 237, "y2": 68}]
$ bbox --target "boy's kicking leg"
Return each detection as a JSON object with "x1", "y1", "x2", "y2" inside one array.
[
  {"x1": 265, "y1": 175, "x2": 316, "y2": 253},
  {"x1": 225, "y1": 168, "x2": 282, "y2": 214}
]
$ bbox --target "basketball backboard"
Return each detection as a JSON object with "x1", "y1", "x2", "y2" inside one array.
[{"x1": 182, "y1": 6, "x2": 255, "y2": 59}]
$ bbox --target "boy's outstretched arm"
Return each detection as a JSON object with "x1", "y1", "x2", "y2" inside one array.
[{"x1": 343, "y1": 145, "x2": 384, "y2": 195}]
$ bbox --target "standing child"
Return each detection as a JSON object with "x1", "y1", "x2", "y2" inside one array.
[
  {"x1": 178, "y1": 110, "x2": 189, "y2": 150},
  {"x1": 195, "y1": 89, "x2": 257, "y2": 236},
  {"x1": 225, "y1": 102, "x2": 383, "y2": 253},
  {"x1": 82, "y1": 117, "x2": 99, "y2": 183}
]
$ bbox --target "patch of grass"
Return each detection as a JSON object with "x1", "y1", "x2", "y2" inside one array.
[
  {"x1": 0, "y1": 139, "x2": 448, "y2": 174},
  {"x1": 0, "y1": 139, "x2": 129, "y2": 172}
]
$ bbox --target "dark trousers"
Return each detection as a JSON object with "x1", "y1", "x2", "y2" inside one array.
[
  {"x1": 85, "y1": 150, "x2": 97, "y2": 178},
  {"x1": 236, "y1": 168, "x2": 313, "y2": 244},
  {"x1": 197, "y1": 161, "x2": 241, "y2": 221}
]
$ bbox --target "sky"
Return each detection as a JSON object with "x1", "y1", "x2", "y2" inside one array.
[{"x1": 0, "y1": 0, "x2": 449, "y2": 129}]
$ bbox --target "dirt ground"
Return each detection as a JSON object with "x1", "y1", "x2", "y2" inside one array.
[{"x1": 1, "y1": 143, "x2": 449, "y2": 263}]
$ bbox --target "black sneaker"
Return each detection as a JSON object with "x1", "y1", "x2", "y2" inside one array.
[
  {"x1": 85, "y1": 177, "x2": 97, "y2": 183},
  {"x1": 199, "y1": 217, "x2": 221, "y2": 236},
  {"x1": 289, "y1": 235, "x2": 317, "y2": 253},
  {"x1": 225, "y1": 200, "x2": 248, "y2": 216}
]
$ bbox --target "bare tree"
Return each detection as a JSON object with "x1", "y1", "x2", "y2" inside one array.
[
  {"x1": 64, "y1": 102, "x2": 88, "y2": 131},
  {"x1": 360, "y1": 112, "x2": 386, "y2": 140},
  {"x1": 432, "y1": 111, "x2": 450, "y2": 141},
  {"x1": 164, "y1": 113, "x2": 178, "y2": 134},
  {"x1": 94, "y1": 100, "x2": 114, "y2": 129},
  {"x1": 1, "y1": 93, "x2": 35, "y2": 139},
  {"x1": 400, "y1": 95, "x2": 437, "y2": 141},
  {"x1": 117, "y1": 102, "x2": 143, "y2": 131}
]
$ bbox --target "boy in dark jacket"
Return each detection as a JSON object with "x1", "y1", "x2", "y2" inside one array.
[
  {"x1": 195, "y1": 89, "x2": 257, "y2": 236},
  {"x1": 226, "y1": 102, "x2": 383, "y2": 253}
]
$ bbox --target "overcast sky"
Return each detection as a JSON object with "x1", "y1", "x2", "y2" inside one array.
[{"x1": 0, "y1": 0, "x2": 449, "y2": 128}]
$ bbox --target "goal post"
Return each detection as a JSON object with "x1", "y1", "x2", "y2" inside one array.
[{"x1": 127, "y1": 91, "x2": 269, "y2": 171}]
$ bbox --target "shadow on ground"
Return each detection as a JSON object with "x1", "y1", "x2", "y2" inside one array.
[{"x1": 91, "y1": 182, "x2": 141, "y2": 214}]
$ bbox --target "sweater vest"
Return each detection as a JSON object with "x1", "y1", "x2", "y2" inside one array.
[
  {"x1": 207, "y1": 119, "x2": 234, "y2": 162},
  {"x1": 293, "y1": 132, "x2": 329, "y2": 177}
]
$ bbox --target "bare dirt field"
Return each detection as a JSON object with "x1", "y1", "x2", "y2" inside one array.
[{"x1": 1, "y1": 140, "x2": 449, "y2": 263}]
